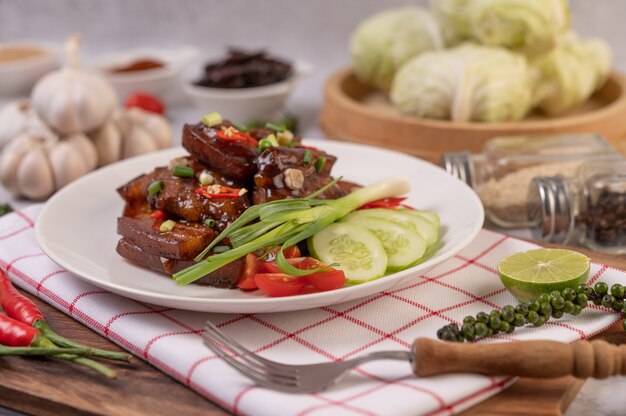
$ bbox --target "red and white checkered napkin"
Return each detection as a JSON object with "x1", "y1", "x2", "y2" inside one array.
[{"x1": 1, "y1": 205, "x2": 624, "y2": 416}]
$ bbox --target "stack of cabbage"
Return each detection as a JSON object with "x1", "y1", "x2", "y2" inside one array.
[{"x1": 350, "y1": 0, "x2": 612, "y2": 123}]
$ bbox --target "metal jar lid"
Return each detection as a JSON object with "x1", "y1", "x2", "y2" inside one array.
[{"x1": 528, "y1": 176, "x2": 574, "y2": 244}]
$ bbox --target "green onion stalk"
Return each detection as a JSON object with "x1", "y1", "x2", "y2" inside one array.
[{"x1": 173, "y1": 176, "x2": 410, "y2": 285}]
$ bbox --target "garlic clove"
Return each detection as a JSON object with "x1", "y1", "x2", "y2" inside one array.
[
  {"x1": 65, "y1": 133, "x2": 98, "y2": 171},
  {"x1": 48, "y1": 139, "x2": 90, "y2": 189},
  {"x1": 122, "y1": 126, "x2": 160, "y2": 158},
  {"x1": 16, "y1": 146, "x2": 55, "y2": 200},
  {"x1": 90, "y1": 121, "x2": 122, "y2": 167},
  {"x1": 142, "y1": 112, "x2": 172, "y2": 149},
  {"x1": 0, "y1": 134, "x2": 32, "y2": 194}
]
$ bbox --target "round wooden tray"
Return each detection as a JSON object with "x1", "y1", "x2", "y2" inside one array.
[{"x1": 320, "y1": 68, "x2": 626, "y2": 163}]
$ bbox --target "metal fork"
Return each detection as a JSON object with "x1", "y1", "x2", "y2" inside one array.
[
  {"x1": 203, "y1": 322, "x2": 626, "y2": 394},
  {"x1": 202, "y1": 321, "x2": 412, "y2": 393}
]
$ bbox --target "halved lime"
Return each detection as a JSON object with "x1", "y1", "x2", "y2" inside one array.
[{"x1": 498, "y1": 249, "x2": 591, "y2": 302}]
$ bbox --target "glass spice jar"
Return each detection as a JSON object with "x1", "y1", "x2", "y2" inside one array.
[
  {"x1": 442, "y1": 134, "x2": 621, "y2": 228},
  {"x1": 528, "y1": 160, "x2": 626, "y2": 254}
]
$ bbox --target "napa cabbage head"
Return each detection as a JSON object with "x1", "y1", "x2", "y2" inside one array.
[
  {"x1": 390, "y1": 44, "x2": 533, "y2": 122},
  {"x1": 532, "y1": 32, "x2": 612, "y2": 115},
  {"x1": 431, "y1": 0, "x2": 570, "y2": 55},
  {"x1": 350, "y1": 6, "x2": 443, "y2": 91}
]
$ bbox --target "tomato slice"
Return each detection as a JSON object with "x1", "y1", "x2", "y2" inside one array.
[
  {"x1": 261, "y1": 257, "x2": 346, "y2": 292},
  {"x1": 254, "y1": 273, "x2": 306, "y2": 297},
  {"x1": 237, "y1": 254, "x2": 260, "y2": 290},
  {"x1": 125, "y1": 92, "x2": 165, "y2": 114}
]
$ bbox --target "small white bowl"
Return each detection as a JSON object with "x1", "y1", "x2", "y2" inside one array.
[
  {"x1": 0, "y1": 42, "x2": 60, "y2": 98},
  {"x1": 93, "y1": 47, "x2": 198, "y2": 103},
  {"x1": 183, "y1": 62, "x2": 310, "y2": 122}
]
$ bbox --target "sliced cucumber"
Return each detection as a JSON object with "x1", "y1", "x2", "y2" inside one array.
[
  {"x1": 342, "y1": 216, "x2": 427, "y2": 272},
  {"x1": 408, "y1": 210, "x2": 440, "y2": 228},
  {"x1": 308, "y1": 222, "x2": 387, "y2": 284},
  {"x1": 344, "y1": 209, "x2": 438, "y2": 246}
]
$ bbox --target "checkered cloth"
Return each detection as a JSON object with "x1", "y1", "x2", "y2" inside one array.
[{"x1": 1, "y1": 205, "x2": 624, "y2": 416}]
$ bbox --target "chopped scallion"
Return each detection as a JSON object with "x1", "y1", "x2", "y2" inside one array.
[
  {"x1": 159, "y1": 219, "x2": 176, "y2": 232},
  {"x1": 204, "y1": 218, "x2": 216, "y2": 228},
  {"x1": 303, "y1": 149, "x2": 313, "y2": 165},
  {"x1": 257, "y1": 134, "x2": 279, "y2": 153},
  {"x1": 199, "y1": 170, "x2": 214, "y2": 186},
  {"x1": 234, "y1": 123, "x2": 248, "y2": 133},
  {"x1": 277, "y1": 130, "x2": 294, "y2": 146},
  {"x1": 265, "y1": 122, "x2": 286, "y2": 132},
  {"x1": 202, "y1": 112, "x2": 222, "y2": 127},
  {"x1": 173, "y1": 166, "x2": 194, "y2": 178},
  {"x1": 315, "y1": 156, "x2": 327, "y2": 173},
  {"x1": 213, "y1": 245, "x2": 230, "y2": 254},
  {"x1": 148, "y1": 180, "x2": 163, "y2": 197}
]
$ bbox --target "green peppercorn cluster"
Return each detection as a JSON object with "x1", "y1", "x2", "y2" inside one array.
[{"x1": 437, "y1": 282, "x2": 626, "y2": 343}]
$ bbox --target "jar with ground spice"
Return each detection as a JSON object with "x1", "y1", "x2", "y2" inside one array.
[
  {"x1": 442, "y1": 134, "x2": 621, "y2": 228},
  {"x1": 528, "y1": 160, "x2": 626, "y2": 254}
]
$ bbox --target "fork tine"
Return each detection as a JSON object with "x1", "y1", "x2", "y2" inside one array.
[
  {"x1": 202, "y1": 328, "x2": 297, "y2": 381},
  {"x1": 203, "y1": 331, "x2": 299, "y2": 388},
  {"x1": 204, "y1": 322, "x2": 298, "y2": 377}
]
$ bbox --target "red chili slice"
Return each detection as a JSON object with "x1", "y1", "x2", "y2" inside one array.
[
  {"x1": 359, "y1": 197, "x2": 410, "y2": 210},
  {"x1": 150, "y1": 210, "x2": 167, "y2": 219},
  {"x1": 216, "y1": 128, "x2": 257, "y2": 146}
]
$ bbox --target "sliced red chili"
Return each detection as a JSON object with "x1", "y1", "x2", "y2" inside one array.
[
  {"x1": 216, "y1": 127, "x2": 257, "y2": 146},
  {"x1": 150, "y1": 210, "x2": 167, "y2": 219},
  {"x1": 299, "y1": 145, "x2": 318, "y2": 151},
  {"x1": 359, "y1": 197, "x2": 409, "y2": 210},
  {"x1": 195, "y1": 185, "x2": 242, "y2": 199}
]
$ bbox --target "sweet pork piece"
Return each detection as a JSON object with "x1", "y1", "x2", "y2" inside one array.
[
  {"x1": 252, "y1": 146, "x2": 350, "y2": 204},
  {"x1": 116, "y1": 239, "x2": 243, "y2": 287},
  {"x1": 117, "y1": 215, "x2": 216, "y2": 260},
  {"x1": 117, "y1": 161, "x2": 250, "y2": 230},
  {"x1": 182, "y1": 122, "x2": 257, "y2": 181}
]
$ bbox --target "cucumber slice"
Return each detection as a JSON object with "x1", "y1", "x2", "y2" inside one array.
[
  {"x1": 342, "y1": 216, "x2": 427, "y2": 271},
  {"x1": 308, "y1": 222, "x2": 387, "y2": 284},
  {"x1": 344, "y1": 209, "x2": 438, "y2": 246},
  {"x1": 409, "y1": 210, "x2": 440, "y2": 228}
]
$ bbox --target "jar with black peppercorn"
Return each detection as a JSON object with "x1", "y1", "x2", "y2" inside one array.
[
  {"x1": 528, "y1": 160, "x2": 626, "y2": 254},
  {"x1": 442, "y1": 134, "x2": 620, "y2": 228}
]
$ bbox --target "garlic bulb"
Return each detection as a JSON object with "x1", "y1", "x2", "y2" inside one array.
[
  {"x1": 0, "y1": 100, "x2": 52, "y2": 148},
  {"x1": 0, "y1": 130, "x2": 98, "y2": 200},
  {"x1": 32, "y1": 35, "x2": 117, "y2": 135},
  {"x1": 91, "y1": 107, "x2": 171, "y2": 166}
]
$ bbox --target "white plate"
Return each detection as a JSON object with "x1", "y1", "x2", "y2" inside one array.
[{"x1": 36, "y1": 141, "x2": 484, "y2": 313}]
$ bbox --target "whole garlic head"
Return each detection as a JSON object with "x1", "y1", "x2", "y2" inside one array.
[
  {"x1": 32, "y1": 35, "x2": 117, "y2": 135},
  {"x1": 0, "y1": 100, "x2": 54, "y2": 148}
]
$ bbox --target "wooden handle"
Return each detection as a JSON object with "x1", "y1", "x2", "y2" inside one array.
[{"x1": 412, "y1": 338, "x2": 626, "y2": 379}]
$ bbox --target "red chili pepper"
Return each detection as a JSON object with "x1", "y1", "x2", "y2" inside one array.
[
  {"x1": 0, "y1": 314, "x2": 40, "y2": 347},
  {"x1": 0, "y1": 269, "x2": 44, "y2": 326},
  {"x1": 216, "y1": 127, "x2": 257, "y2": 146},
  {"x1": 359, "y1": 197, "x2": 408, "y2": 210},
  {"x1": 150, "y1": 210, "x2": 167, "y2": 219},
  {"x1": 300, "y1": 145, "x2": 318, "y2": 151},
  {"x1": 196, "y1": 185, "x2": 242, "y2": 199}
]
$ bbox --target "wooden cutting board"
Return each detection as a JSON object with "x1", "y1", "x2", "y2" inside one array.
[{"x1": 0, "y1": 245, "x2": 624, "y2": 416}]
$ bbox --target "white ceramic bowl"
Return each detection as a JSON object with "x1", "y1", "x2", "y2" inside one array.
[
  {"x1": 0, "y1": 42, "x2": 60, "y2": 98},
  {"x1": 183, "y1": 62, "x2": 310, "y2": 122},
  {"x1": 93, "y1": 47, "x2": 198, "y2": 103}
]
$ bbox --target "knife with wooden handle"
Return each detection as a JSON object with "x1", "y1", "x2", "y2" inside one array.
[{"x1": 412, "y1": 338, "x2": 626, "y2": 379}]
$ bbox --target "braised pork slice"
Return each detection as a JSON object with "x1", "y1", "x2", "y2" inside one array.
[
  {"x1": 117, "y1": 159, "x2": 250, "y2": 230},
  {"x1": 252, "y1": 146, "x2": 350, "y2": 204},
  {"x1": 117, "y1": 216, "x2": 216, "y2": 260},
  {"x1": 182, "y1": 122, "x2": 257, "y2": 181},
  {"x1": 117, "y1": 239, "x2": 243, "y2": 287}
]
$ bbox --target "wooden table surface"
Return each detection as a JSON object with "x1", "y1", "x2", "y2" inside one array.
[{"x1": 0, "y1": 245, "x2": 624, "y2": 416}]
